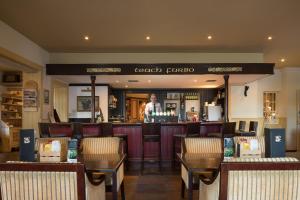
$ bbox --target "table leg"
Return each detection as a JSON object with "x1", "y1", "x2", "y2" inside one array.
[
  {"x1": 112, "y1": 172, "x2": 118, "y2": 200},
  {"x1": 188, "y1": 171, "x2": 193, "y2": 200}
]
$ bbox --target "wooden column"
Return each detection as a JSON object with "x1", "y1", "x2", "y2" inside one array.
[
  {"x1": 91, "y1": 75, "x2": 96, "y2": 123},
  {"x1": 224, "y1": 75, "x2": 229, "y2": 122}
]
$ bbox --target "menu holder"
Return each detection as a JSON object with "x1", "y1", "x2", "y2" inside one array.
[
  {"x1": 39, "y1": 140, "x2": 67, "y2": 162},
  {"x1": 67, "y1": 139, "x2": 78, "y2": 163},
  {"x1": 236, "y1": 138, "x2": 262, "y2": 158},
  {"x1": 224, "y1": 138, "x2": 234, "y2": 159}
]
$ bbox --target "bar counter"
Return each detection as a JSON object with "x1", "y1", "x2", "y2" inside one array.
[
  {"x1": 40, "y1": 121, "x2": 223, "y2": 162},
  {"x1": 112, "y1": 122, "x2": 222, "y2": 161}
]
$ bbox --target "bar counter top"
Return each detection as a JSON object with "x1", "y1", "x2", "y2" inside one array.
[{"x1": 111, "y1": 121, "x2": 223, "y2": 126}]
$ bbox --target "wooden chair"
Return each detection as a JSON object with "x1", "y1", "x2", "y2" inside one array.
[
  {"x1": 181, "y1": 137, "x2": 222, "y2": 198},
  {"x1": 141, "y1": 123, "x2": 161, "y2": 173},
  {"x1": 233, "y1": 136, "x2": 265, "y2": 157},
  {"x1": 238, "y1": 121, "x2": 246, "y2": 132},
  {"x1": 199, "y1": 157, "x2": 300, "y2": 200},
  {"x1": 48, "y1": 123, "x2": 73, "y2": 137},
  {"x1": 249, "y1": 121, "x2": 258, "y2": 133},
  {"x1": 173, "y1": 122, "x2": 201, "y2": 164},
  {"x1": 81, "y1": 137, "x2": 125, "y2": 200},
  {"x1": 207, "y1": 122, "x2": 236, "y2": 138},
  {"x1": 0, "y1": 162, "x2": 105, "y2": 200}
]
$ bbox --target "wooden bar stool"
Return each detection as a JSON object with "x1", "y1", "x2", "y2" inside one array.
[
  {"x1": 173, "y1": 122, "x2": 201, "y2": 165},
  {"x1": 141, "y1": 123, "x2": 161, "y2": 173}
]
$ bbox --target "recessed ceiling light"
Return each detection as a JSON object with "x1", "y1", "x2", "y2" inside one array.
[
  {"x1": 193, "y1": 80, "x2": 198, "y2": 83},
  {"x1": 115, "y1": 80, "x2": 120, "y2": 83},
  {"x1": 84, "y1": 36, "x2": 89, "y2": 40},
  {"x1": 280, "y1": 58, "x2": 286, "y2": 63},
  {"x1": 207, "y1": 35, "x2": 212, "y2": 40},
  {"x1": 147, "y1": 80, "x2": 152, "y2": 83},
  {"x1": 146, "y1": 36, "x2": 151, "y2": 40},
  {"x1": 125, "y1": 85, "x2": 128, "y2": 88},
  {"x1": 267, "y1": 36, "x2": 273, "y2": 40}
]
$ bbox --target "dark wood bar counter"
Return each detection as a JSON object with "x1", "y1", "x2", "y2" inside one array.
[
  {"x1": 39, "y1": 121, "x2": 223, "y2": 162},
  {"x1": 112, "y1": 122, "x2": 222, "y2": 162}
]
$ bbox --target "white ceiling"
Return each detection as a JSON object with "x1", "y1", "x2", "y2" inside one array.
[
  {"x1": 54, "y1": 74, "x2": 269, "y2": 88},
  {"x1": 0, "y1": 0, "x2": 300, "y2": 66}
]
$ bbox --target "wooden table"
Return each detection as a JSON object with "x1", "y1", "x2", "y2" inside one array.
[
  {"x1": 79, "y1": 153, "x2": 126, "y2": 200},
  {"x1": 177, "y1": 153, "x2": 222, "y2": 200},
  {"x1": 0, "y1": 152, "x2": 126, "y2": 200}
]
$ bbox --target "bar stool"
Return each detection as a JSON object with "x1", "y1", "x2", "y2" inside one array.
[
  {"x1": 173, "y1": 122, "x2": 200, "y2": 165},
  {"x1": 48, "y1": 123, "x2": 73, "y2": 137},
  {"x1": 105, "y1": 122, "x2": 129, "y2": 169},
  {"x1": 80, "y1": 123, "x2": 101, "y2": 138},
  {"x1": 141, "y1": 123, "x2": 161, "y2": 173}
]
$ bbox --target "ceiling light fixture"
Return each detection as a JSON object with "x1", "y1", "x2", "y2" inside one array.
[
  {"x1": 207, "y1": 35, "x2": 212, "y2": 40},
  {"x1": 280, "y1": 58, "x2": 286, "y2": 63},
  {"x1": 84, "y1": 36, "x2": 89, "y2": 41},
  {"x1": 146, "y1": 36, "x2": 151, "y2": 40},
  {"x1": 267, "y1": 36, "x2": 273, "y2": 40}
]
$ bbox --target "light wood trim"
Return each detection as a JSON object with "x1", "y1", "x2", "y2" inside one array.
[{"x1": 0, "y1": 46, "x2": 43, "y2": 71}]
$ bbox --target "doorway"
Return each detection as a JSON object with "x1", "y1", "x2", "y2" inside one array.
[{"x1": 125, "y1": 93, "x2": 149, "y2": 123}]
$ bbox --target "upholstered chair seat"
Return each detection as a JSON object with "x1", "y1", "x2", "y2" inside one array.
[
  {"x1": 0, "y1": 163, "x2": 105, "y2": 200},
  {"x1": 181, "y1": 138, "x2": 222, "y2": 197},
  {"x1": 199, "y1": 157, "x2": 300, "y2": 200},
  {"x1": 81, "y1": 137, "x2": 125, "y2": 199}
]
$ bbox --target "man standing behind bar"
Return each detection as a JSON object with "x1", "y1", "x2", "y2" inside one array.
[{"x1": 144, "y1": 94, "x2": 162, "y2": 122}]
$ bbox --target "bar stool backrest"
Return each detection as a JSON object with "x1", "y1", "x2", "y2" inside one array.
[
  {"x1": 100, "y1": 122, "x2": 113, "y2": 137},
  {"x1": 238, "y1": 121, "x2": 246, "y2": 132},
  {"x1": 186, "y1": 122, "x2": 200, "y2": 137},
  {"x1": 249, "y1": 121, "x2": 258, "y2": 133},
  {"x1": 81, "y1": 123, "x2": 101, "y2": 137},
  {"x1": 0, "y1": 163, "x2": 85, "y2": 200},
  {"x1": 142, "y1": 123, "x2": 161, "y2": 136},
  {"x1": 48, "y1": 123, "x2": 73, "y2": 137}
]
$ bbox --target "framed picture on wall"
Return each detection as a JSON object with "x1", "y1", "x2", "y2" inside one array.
[
  {"x1": 44, "y1": 89, "x2": 49, "y2": 104},
  {"x1": 77, "y1": 96, "x2": 99, "y2": 112}
]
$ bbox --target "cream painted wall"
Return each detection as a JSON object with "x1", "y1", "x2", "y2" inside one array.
[
  {"x1": 229, "y1": 68, "x2": 300, "y2": 150},
  {"x1": 230, "y1": 81, "x2": 259, "y2": 119},
  {"x1": 22, "y1": 71, "x2": 42, "y2": 137},
  {"x1": 0, "y1": 20, "x2": 49, "y2": 66},
  {"x1": 68, "y1": 86, "x2": 108, "y2": 122},
  {"x1": 50, "y1": 53, "x2": 264, "y2": 64},
  {"x1": 281, "y1": 68, "x2": 300, "y2": 150}
]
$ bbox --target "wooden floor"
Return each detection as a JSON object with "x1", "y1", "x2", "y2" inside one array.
[{"x1": 106, "y1": 163, "x2": 199, "y2": 200}]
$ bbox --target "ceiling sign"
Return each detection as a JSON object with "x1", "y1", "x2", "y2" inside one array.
[{"x1": 46, "y1": 63, "x2": 274, "y2": 75}]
